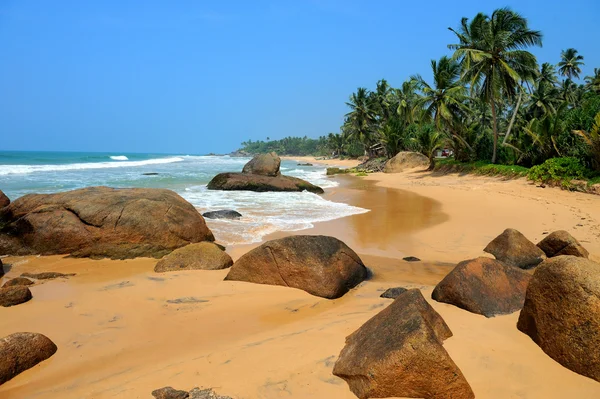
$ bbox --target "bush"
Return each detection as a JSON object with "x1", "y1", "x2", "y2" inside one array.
[{"x1": 527, "y1": 157, "x2": 586, "y2": 187}]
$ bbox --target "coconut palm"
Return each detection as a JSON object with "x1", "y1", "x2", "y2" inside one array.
[
  {"x1": 410, "y1": 124, "x2": 446, "y2": 170},
  {"x1": 393, "y1": 79, "x2": 420, "y2": 125},
  {"x1": 558, "y1": 48, "x2": 585, "y2": 80},
  {"x1": 585, "y1": 68, "x2": 600, "y2": 94},
  {"x1": 345, "y1": 87, "x2": 377, "y2": 156},
  {"x1": 448, "y1": 7, "x2": 542, "y2": 163},
  {"x1": 412, "y1": 56, "x2": 467, "y2": 130},
  {"x1": 573, "y1": 111, "x2": 600, "y2": 170},
  {"x1": 536, "y1": 63, "x2": 558, "y2": 88}
]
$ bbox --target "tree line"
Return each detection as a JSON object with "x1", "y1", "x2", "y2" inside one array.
[{"x1": 240, "y1": 8, "x2": 600, "y2": 175}]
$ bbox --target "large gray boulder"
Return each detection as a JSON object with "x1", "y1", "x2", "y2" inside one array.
[
  {"x1": 517, "y1": 256, "x2": 600, "y2": 382},
  {"x1": 225, "y1": 235, "x2": 367, "y2": 299},
  {"x1": 333, "y1": 289, "x2": 474, "y2": 399},
  {"x1": 0, "y1": 186, "x2": 215, "y2": 259},
  {"x1": 384, "y1": 151, "x2": 430, "y2": 173}
]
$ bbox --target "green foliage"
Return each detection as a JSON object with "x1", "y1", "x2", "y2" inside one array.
[
  {"x1": 435, "y1": 159, "x2": 529, "y2": 178},
  {"x1": 355, "y1": 171, "x2": 368, "y2": 177},
  {"x1": 527, "y1": 157, "x2": 586, "y2": 187},
  {"x1": 239, "y1": 136, "x2": 327, "y2": 156}
]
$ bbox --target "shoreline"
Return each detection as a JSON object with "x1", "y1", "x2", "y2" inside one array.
[{"x1": 2, "y1": 162, "x2": 600, "y2": 398}]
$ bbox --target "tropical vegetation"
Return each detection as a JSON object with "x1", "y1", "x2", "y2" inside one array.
[{"x1": 239, "y1": 7, "x2": 600, "y2": 185}]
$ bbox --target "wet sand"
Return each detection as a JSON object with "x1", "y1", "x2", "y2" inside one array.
[{"x1": 2, "y1": 165, "x2": 600, "y2": 398}]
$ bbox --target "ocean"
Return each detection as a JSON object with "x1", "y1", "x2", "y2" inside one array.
[{"x1": 0, "y1": 151, "x2": 368, "y2": 245}]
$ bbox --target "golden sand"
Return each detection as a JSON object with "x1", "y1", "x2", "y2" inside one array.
[{"x1": 1, "y1": 162, "x2": 600, "y2": 398}]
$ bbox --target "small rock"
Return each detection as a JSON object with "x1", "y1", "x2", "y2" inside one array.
[
  {"x1": 143, "y1": 172, "x2": 160, "y2": 176},
  {"x1": 297, "y1": 163, "x2": 313, "y2": 166},
  {"x1": 166, "y1": 297, "x2": 209, "y2": 304},
  {"x1": 0, "y1": 332, "x2": 57, "y2": 384},
  {"x1": 21, "y1": 272, "x2": 76, "y2": 280},
  {"x1": 152, "y1": 386, "x2": 189, "y2": 399},
  {"x1": 202, "y1": 210, "x2": 242, "y2": 220},
  {"x1": 189, "y1": 387, "x2": 233, "y2": 399},
  {"x1": 155, "y1": 242, "x2": 233, "y2": 272},
  {"x1": 403, "y1": 256, "x2": 421, "y2": 262},
  {"x1": 0, "y1": 286, "x2": 32, "y2": 307},
  {"x1": 380, "y1": 287, "x2": 407, "y2": 299},
  {"x1": 2, "y1": 277, "x2": 34, "y2": 287},
  {"x1": 537, "y1": 230, "x2": 589, "y2": 258},
  {"x1": 483, "y1": 228, "x2": 545, "y2": 269}
]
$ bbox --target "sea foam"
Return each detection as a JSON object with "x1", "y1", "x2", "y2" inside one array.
[
  {"x1": 0, "y1": 157, "x2": 185, "y2": 176},
  {"x1": 110, "y1": 155, "x2": 129, "y2": 161}
]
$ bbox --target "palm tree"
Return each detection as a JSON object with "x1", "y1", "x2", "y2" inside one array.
[
  {"x1": 536, "y1": 63, "x2": 558, "y2": 88},
  {"x1": 558, "y1": 48, "x2": 585, "y2": 80},
  {"x1": 449, "y1": 7, "x2": 542, "y2": 163},
  {"x1": 412, "y1": 56, "x2": 467, "y2": 130},
  {"x1": 523, "y1": 103, "x2": 567, "y2": 163},
  {"x1": 410, "y1": 124, "x2": 446, "y2": 170},
  {"x1": 345, "y1": 87, "x2": 377, "y2": 156},
  {"x1": 393, "y1": 79, "x2": 420, "y2": 125},
  {"x1": 573, "y1": 111, "x2": 600, "y2": 170},
  {"x1": 327, "y1": 133, "x2": 346, "y2": 157},
  {"x1": 585, "y1": 68, "x2": 600, "y2": 94}
]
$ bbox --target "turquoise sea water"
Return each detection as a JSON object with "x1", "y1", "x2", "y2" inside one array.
[{"x1": 0, "y1": 151, "x2": 368, "y2": 244}]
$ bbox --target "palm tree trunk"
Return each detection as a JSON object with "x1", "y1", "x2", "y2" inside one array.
[
  {"x1": 490, "y1": 98, "x2": 498, "y2": 164},
  {"x1": 502, "y1": 89, "x2": 523, "y2": 146}
]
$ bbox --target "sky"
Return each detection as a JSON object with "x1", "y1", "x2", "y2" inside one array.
[{"x1": 1, "y1": 0, "x2": 599, "y2": 155}]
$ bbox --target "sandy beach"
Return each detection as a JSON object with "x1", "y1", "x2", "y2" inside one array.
[{"x1": 2, "y1": 160, "x2": 600, "y2": 398}]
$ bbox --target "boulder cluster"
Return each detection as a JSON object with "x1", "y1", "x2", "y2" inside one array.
[
  {"x1": 2, "y1": 166, "x2": 599, "y2": 397},
  {"x1": 207, "y1": 153, "x2": 324, "y2": 193}
]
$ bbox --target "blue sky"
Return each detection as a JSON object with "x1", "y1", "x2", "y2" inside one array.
[{"x1": 1, "y1": 0, "x2": 599, "y2": 154}]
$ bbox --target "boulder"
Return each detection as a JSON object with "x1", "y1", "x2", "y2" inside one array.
[
  {"x1": 154, "y1": 242, "x2": 233, "y2": 272},
  {"x1": 333, "y1": 289, "x2": 474, "y2": 399},
  {"x1": 225, "y1": 235, "x2": 367, "y2": 299},
  {"x1": 202, "y1": 210, "x2": 242, "y2": 220},
  {"x1": 384, "y1": 151, "x2": 430, "y2": 173},
  {"x1": 483, "y1": 228, "x2": 545, "y2": 269},
  {"x1": 537, "y1": 230, "x2": 589, "y2": 258},
  {"x1": 0, "y1": 332, "x2": 57, "y2": 385},
  {"x1": 403, "y1": 256, "x2": 421, "y2": 262},
  {"x1": 517, "y1": 256, "x2": 600, "y2": 382},
  {"x1": 207, "y1": 173, "x2": 324, "y2": 194},
  {"x1": 432, "y1": 257, "x2": 531, "y2": 317},
  {"x1": 152, "y1": 387, "x2": 189, "y2": 399},
  {"x1": 242, "y1": 152, "x2": 281, "y2": 176},
  {"x1": 0, "y1": 190, "x2": 9, "y2": 208},
  {"x1": 2, "y1": 277, "x2": 34, "y2": 287},
  {"x1": 0, "y1": 186, "x2": 214, "y2": 259},
  {"x1": 21, "y1": 272, "x2": 75, "y2": 280},
  {"x1": 379, "y1": 286, "x2": 407, "y2": 299},
  {"x1": 0, "y1": 286, "x2": 32, "y2": 307}
]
